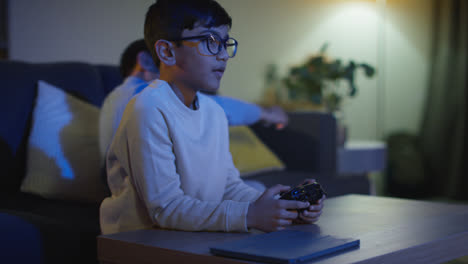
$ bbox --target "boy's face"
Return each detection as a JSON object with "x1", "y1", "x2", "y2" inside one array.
[{"x1": 174, "y1": 24, "x2": 230, "y2": 93}]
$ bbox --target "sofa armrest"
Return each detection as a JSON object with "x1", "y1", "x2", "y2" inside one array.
[{"x1": 249, "y1": 111, "x2": 337, "y2": 175}]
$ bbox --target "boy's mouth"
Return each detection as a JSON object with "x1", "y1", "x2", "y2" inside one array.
[{"x1": 213, "y1": 67, "x2": 226, "y2": 79}]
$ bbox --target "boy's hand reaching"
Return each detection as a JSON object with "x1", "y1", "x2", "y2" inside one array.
[
  {"x1": 247, "y1": 184, "x2": 309, "y2": 232},
  {"x1": 259, "y1": 106, "x2": 288, "y2": 130}
]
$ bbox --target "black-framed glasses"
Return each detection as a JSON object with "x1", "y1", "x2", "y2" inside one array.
[{"x1": 170, "y1": 34, "x2": 238, "y2": 58}]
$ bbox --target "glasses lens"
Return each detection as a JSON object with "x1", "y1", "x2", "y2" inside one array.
[
  {"x1": 226, "y1": 38, "x2": 237, "y2": 58},
  {"x1": 206, "y1": 35, "x2": 220, "y2": 55},
  {"x1": 202, "y1": 35, "x2": 237, "y2": 58}
]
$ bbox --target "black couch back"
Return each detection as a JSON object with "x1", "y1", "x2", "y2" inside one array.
[{"x1": 0, "y1": 60, "x2": 122, "y2": 193}]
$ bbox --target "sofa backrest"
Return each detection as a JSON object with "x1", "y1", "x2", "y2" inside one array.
[
  {"x1": 0, "y1": 60, "x2": 122, "y2": 194},
  {"x1": 250, "y1": 111, "x2": 337, "y2": 175}
]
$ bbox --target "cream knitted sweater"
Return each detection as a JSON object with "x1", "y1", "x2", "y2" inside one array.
[{"x1": 100, "y1": 80, "x2": 261, "y2": 235}]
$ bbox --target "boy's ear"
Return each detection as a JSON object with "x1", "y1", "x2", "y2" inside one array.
[
  {"x1": 137, "y1": 51, "x2": 159, "y2": 73},
  {"x1": 155, "y1": 40, "x2": 176, "y2": 66}
]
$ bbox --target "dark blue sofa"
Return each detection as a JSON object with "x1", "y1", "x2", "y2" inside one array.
[
  {"x1": 0, "y1": 60, "x2": 122, "y2": 264},
  {"x1": 0, "y1": 60, "x2": 370, "y2": 264}
]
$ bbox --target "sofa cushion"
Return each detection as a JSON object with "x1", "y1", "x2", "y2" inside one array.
[
  {"x1": 0, "y1": 61, "x2": 115, "y2": 194},
  {"x1": 229, "y1": 126, "x2": 285, "y2": 177},
  {"x1": 20, "y1": 81, "x2": 107, "y2": 202}
]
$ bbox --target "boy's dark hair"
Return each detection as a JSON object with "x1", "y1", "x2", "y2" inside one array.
[
  {"x1": 144, "y1": 0, "x2": 232, "y2": 67},
  {"x1": 119, "y1": 39, "x2": 149, "y2": 78}
]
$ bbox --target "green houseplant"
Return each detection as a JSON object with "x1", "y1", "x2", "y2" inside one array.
[
  {"x1": 282, "y1": 44, "x2": 376, "y2": 112},
  {"x1": 261, "y1": 44, "x2": 376, "y2": 146}
]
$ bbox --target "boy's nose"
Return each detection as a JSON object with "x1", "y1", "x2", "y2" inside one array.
[{"x1": 217, "y1": 45, "x2": 229, "y2": 61}]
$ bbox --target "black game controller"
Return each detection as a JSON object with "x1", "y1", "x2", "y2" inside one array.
[{"x1": 279, "y1": 182, "x2": 327, "y2": 205}]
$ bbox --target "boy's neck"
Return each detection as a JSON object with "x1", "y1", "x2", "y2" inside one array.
[
  {"x1": 159, "y1": 69, "x2": 198, "y2": 109},
  {"x1": 166, "y1": 80, "x2": 198, "y2": 109}
]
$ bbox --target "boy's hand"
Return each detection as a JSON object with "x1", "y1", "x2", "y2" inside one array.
[
  {"x1": 294, "y1": 195, "x2": 325, "y2": 224},
  {"x1": 299, "y1": 178, "x2": 316, "y2": 185},
  {"x1": 293, "y1": 178, "x2": 326, "y2": 224},
  {"x1": 247, "y1": 184, "x2": 309, "y2": 232},
  {"x1": 260, "y1": 106, "x2": 288, "y2": 129}
]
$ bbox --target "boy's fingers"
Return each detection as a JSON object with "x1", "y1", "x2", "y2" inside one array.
[
  {"x1": 275, "y1": 123, "x2": 285, "y2": 130},
  {"x1": 278, "y1": 209, "x2": 298, "y2": 220},
  {"x1": 266, "y1": 184, "x2": 290, "y2": 196},
  {"x1": 299, "y1": 209, "x2": 320, "y2": 217},
  {"x1": 299, "y1": 216, "x2": 320, "y2": 223},
  {"x1": 276, "y1": 219, "x2": 293, "y2": 227},
  {"x1": 308, "y1": 203, "x2": 324, "y2": 211},
  {"x1": 309, "y1": 196, "x2": 326, "y2": 206},
  {"x1": 318, "y1": 195, "x2": 326, "y2": 202},
  {"x1": 299, "y1": 178, "x2": 316, "y2": 185},
  {"x1": 301, "y1": 210, "x2": 322, "y2": 218},
  {"x1": 280, "y1": 200, "x2": 309, "y2": 209},
  {"x1": 306, "y1": 178, "x2": 317, "y2": 184}
]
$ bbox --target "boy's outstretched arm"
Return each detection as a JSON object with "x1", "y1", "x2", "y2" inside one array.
[
  {"x1": 246, "y1": 185, "x2": 310, "y2": 232},
  {"x1": 209, "y1": 95, "x2": 288, "y2": 128},
  {"x1": 259, "y1": 106, "x2": 289, "y2": 129}
]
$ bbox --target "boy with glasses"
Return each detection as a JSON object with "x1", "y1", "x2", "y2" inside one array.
[
  {"x1": 99, "y1": 39, "x2": 288, "y2": 161},
  {"x1": 100, "y1": 0, "x2": 324, "y2": 235}
]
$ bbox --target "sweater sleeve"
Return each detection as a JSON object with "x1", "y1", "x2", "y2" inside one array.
[
  {"x1": 209, "y1": 95, "x2": 262, "y2": 126},
  {"x1": 222, "y1": 131, "x2": 262, "y2": 202},
  {"x1": 124, "y1": 102, "x2": 251, "y2": 232},
  {"x1": 223, "y1": 162, "x2": 262, "y2": 202}
]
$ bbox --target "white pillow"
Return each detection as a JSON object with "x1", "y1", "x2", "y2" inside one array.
[{"x1": 21, "y1": 80, "x2": 107, "y2": 202}]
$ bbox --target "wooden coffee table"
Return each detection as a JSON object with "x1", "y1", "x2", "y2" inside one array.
[{"x1": 98, "y1": 195, "x2": 468, "y2": 263}]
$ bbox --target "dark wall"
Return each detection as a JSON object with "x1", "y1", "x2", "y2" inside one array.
[{"x1": 0, "y1": 0, "x2": 8, "y2": 59}]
